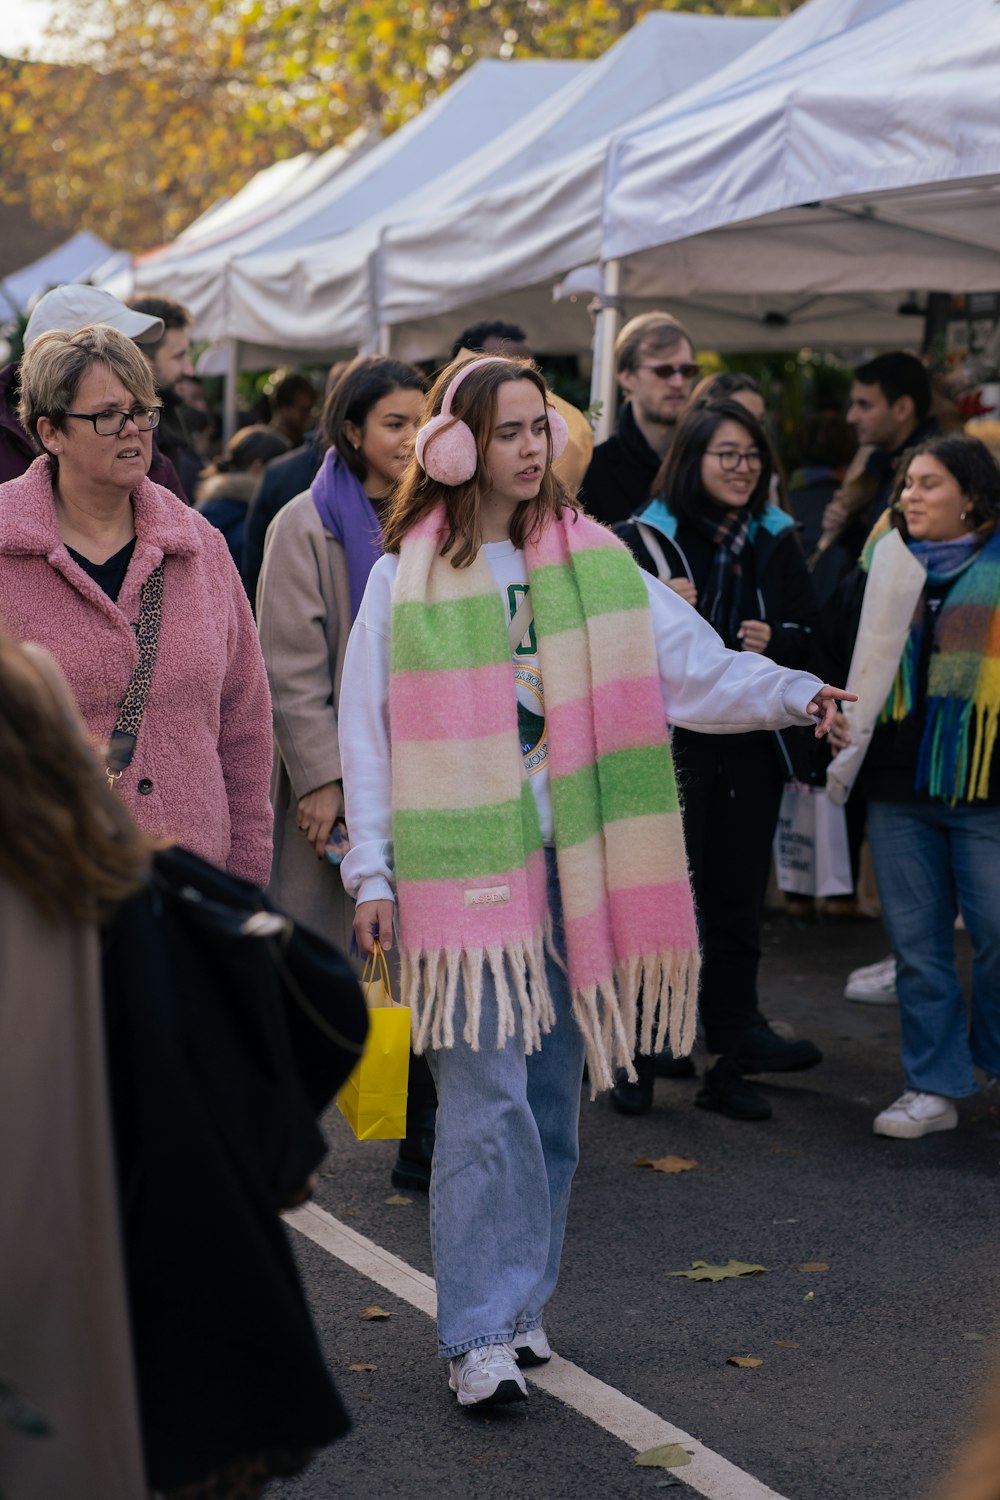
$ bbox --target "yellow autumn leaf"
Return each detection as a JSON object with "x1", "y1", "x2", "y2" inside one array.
[
  {"x1": 669, "y1": 1260, "x2": 766, "y2": 1282},
  {"x1": 634, "y1": 1155, "x2": 699, "y2": 1174},
  {"x1": 358, "y1": 1306, "x2": 392, "y2": 1320},
  {"x1": 727, "y1": 1356, "x2": 764, "y2": 1368},
  {"x1": 635, "y1": 1444, "x2": 692, "y2": 1468},
  {"x1": 798, "y1": 1262, "x2": 830, "y2": 1273}
]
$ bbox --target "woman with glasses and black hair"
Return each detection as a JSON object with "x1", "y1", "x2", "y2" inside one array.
[
  {"x1": 0, "y1": 324, "x2": 273, "y2": 885},
  {"x1": 615, "y1": 398, "x2": 822, "y2": 1121}
]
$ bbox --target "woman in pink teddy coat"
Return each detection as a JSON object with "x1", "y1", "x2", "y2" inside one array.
[{"x1": 0, "y1": 323, "x2": 272, "y2": 884}]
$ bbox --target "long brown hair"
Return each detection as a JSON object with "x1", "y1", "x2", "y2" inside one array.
[
  {"x1": 0, "y1": 633, "x2": 153, "y2": 923},
  {"x1": 381, "y1": 354, "x2": 576, "y2": 568}
]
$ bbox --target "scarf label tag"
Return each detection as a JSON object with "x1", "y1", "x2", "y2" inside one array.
[{"x1": 464, "y1": 884, "x2": 511, "y2": 909}]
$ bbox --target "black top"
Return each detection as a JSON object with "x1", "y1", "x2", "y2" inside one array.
[
  {"x1": 616, "y1": 510, "x2": 821, "y2": 781},
  {"x1": 67, "y1": 538, "x2": 136, "y2": 602},
  {"x1": 242, "y1": 435, "x2": 324, "y2": 607},
  {"x1": 579, "y1": 402, "x2": 664, "y2": 528}
]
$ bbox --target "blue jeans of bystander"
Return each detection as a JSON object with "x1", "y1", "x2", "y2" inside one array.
[
  {"x1": 867, "y1": 799, "x2": 1000, "y2": 1097},
  {"x1": 426, "y1": 849, "x2": 586, "y2": 1359}
]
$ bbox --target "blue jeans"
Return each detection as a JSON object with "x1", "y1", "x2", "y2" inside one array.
[
  {"x1": 868, "y1": 800, "x2": 1000, "y2": 1097},
  {"x1": 426, "y1": 849, "x2": 585, "y2": 1359}
]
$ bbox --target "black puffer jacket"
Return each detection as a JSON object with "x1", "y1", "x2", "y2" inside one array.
[{"x1": 617, "y1": 500, "x2": 821, "y2": 779}]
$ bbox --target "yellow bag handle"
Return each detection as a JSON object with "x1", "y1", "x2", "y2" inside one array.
[{"x1": 361, "y1": 939, "x2": 394, "y2": 1007}]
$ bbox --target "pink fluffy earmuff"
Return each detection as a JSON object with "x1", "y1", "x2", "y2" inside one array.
[{"x1": 414, "y1": 355, "x2": 569, "y2": 486}]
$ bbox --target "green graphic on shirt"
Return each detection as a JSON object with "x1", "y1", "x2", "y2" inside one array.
[{"x1": 506, "y1": 582, "x2": 537, "y2": 657}]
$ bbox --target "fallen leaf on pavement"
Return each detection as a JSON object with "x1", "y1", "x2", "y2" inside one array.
[
  {"x1": 634, "y1": 1155, "x2": 699, "y2": 1174},
  {"x1": 348, "y1": 1363, "x2": 377, "y2": 1372},
  {"x1": 798, "y1": 1262, "x2": 829, "y2": 1273},
  {"x1": 384, "y1": 1194, "x2": 412, "y2": 1205},
  {"x1": 773, "y1": 1340, "x2": 800, "y2": 1349},
  {"x1": 727, "y1": 1356, "x2": 764, "y2": 1368},
  {"x1": 635, "y1": 1444, "x2": 692, "y2": 1469},
  {"x1": 669, "y1": 1260, "x2": 766, "y2": 1282},
  {"x1": 358, "y1": 1306, "x2": 392, "y2": 1321},
  {"x1": 803, "y1": 1292, "x2": 815, "y2": 1302}
]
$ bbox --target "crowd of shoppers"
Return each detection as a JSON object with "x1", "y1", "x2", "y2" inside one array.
[{"x1": 0, "y1": 275, "x2": 996, "y2": 1481}]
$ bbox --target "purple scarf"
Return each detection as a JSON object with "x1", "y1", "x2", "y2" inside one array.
[{"x1": 310, "y1": 447, "x2": 384, "y2": 621}]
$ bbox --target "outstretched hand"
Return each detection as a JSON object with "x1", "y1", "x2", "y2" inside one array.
[{"x1": 806, "y1": 686, "x2": 858, "y2": 738}]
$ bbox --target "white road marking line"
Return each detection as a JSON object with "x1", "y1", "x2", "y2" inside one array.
[{"x1": 286, "y1": 1202, "x2": 791, "y2": 1500}]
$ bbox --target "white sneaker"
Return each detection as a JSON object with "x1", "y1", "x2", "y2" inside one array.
[
  {"x1": 845, "y1": 955, "x2": 897, "y2": 1004},
  {"x1": 873, "y1": 1090, "x2": 958, "y2": 1139},
  {"x1": 448, "y1": 1343, "x2": 527, "y2": 1408},
  {"x1": 512, "y1": 1326, "x2": 552, "y2": 1367}
]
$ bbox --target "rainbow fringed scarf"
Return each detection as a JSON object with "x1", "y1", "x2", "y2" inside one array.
[
  {"x1": 389, "y1": 503, "x2": 699, "y2": 1092},
  {"x1": 862, "y1": 517, "x2": 1000, "y2": 801}
]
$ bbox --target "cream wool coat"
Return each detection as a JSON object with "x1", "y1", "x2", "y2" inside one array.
[
  {"x1": 257, "y1": 490, "x2": 355, "y2": 956},
  {"x1": 0, "y1": 881, "x2": 146, "y2": 1500}
]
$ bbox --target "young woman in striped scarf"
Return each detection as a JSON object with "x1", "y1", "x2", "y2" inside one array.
[
  {"x1": 338, "y1": 355, "x2": 851, "y2": 1410},
  {"x1": 821, "y1": 435, "x2": 1000, "y2": 1140}
]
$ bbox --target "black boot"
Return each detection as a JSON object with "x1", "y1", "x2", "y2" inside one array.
[
  {"x1": 610, "y1": 1051, "x2": 656, "y2": 1115},
  {"x1": 735, "y1": 1015, "x2": 822, "y2": 1075},
  {"x1": 391, "y1": 1051, "x2": 437, "y2": 1192},
  {"x1": 653, "y1": 1050, "x2": 697, "y2": 1080},
  {"x1": 695, "y1": 1057, "x2": 771, "y2": 1121}
]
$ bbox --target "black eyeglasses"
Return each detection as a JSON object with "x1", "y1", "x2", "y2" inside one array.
[
  {"x1": 63, "y1": 407, "x2": 161, "y2": 437},
  {"x1": 705, "y1": 448, "x2": 763, "y2": 472},
  {"x1": 639, "y1": 362, "x2": 699, "y2": 382}
]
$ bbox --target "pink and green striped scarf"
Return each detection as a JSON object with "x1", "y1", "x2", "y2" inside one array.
[{"x1": 389, "y1": 502, "x2": 699, "y2": 1092}]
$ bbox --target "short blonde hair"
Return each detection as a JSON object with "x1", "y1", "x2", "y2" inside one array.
[
  {"x1": 615, "y1": 312, "x2": 693, "y2": 375},
  {"x1": 19, "y1": 323, "x2": 159, "y2": 444}
]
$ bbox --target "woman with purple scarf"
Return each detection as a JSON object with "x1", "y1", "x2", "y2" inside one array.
[{"x1": 256, "y1": 356, "x2": 425, "y2": 951}]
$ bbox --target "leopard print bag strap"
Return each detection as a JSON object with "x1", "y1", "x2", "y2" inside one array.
[{"x1": 106, "y1": 560, "x2": 165, "y2": 789}]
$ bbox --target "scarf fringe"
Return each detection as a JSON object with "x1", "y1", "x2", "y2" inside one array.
[
  {"x1": 914, "y1": 696, "x2": 997, "y2": 802},
  {"x1": 403, "y1": 926, "x2": 556, "y2": 1059},
  {"x1": 573, "y1": 948, "x2": 701, "y2": 1101}
]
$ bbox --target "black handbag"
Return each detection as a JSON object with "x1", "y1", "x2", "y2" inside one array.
[{"x1": 148, "y1": 844, "x2": 368, "y2": 1117}]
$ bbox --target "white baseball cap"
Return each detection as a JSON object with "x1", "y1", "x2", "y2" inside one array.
[{"x1": 23, "y1": 285, "x2": 164, "y2": 350}]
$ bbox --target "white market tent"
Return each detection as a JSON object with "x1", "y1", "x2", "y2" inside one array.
[
  {"x1": 222, "y1": 11, "x2": 775, "y2": 363},
  {"x1": 373, "y1": 0, "x2": 931, "y2": 362},
  {"x1": 133, "y1": 58, "x2": 583, "y2": 361},
  {"x1": 373, "y1": 0, "x2": 1000, "y2": 420},
  {"x1": 0, "y1": 230, "x2": 116, "y2": 320},
  {"x1": 580, "y1": 0, "x2": 1000, "y2": 424}
]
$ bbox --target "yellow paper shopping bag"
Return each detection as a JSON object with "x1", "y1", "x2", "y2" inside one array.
[{"x1": 336, "y1": 942, "x2": 410, "y2": 1140}]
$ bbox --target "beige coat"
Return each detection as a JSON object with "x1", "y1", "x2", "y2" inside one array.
[
  {"x1": 0, "y1": 883, "x2": 146, "y2": 1500},
  {"x1": 256, "y1": 490, "x2": 356, "y2": 956}
]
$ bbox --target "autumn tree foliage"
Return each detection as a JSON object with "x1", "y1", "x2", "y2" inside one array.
[{"x1": 0, "y1": 0, "x2": 804, "y2": 252}]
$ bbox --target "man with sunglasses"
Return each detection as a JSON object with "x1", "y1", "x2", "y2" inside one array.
[
  {"x1": 0, "y1": 284, "x2": 189, "y2": 502},
  {"x1": 580, "y1": 312, "x2": 698, "y2": 527}
]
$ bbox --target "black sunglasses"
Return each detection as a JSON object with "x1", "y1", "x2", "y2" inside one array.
[{"x1": 639, "y1": 362, "x2": 699, "y2": 382}]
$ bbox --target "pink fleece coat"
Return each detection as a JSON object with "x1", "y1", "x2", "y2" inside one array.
[{"x1": 0, "y1": 457, "x2": 273, "y2": 884}]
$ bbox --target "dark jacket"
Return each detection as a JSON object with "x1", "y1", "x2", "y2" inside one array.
[
  {"x1": 818, "y1": 555, "x2": 1000, "y2": 806},
  {"x1": 0, "y1": 359, "x2": 188, "y2": 501},
  {"x1": 102, "y1": 846, "x2": 360, "y2": 1490},
  {"x1": 579, "y1": 401, "x2": 663, "y2": 528},
  {"x1": 243, "y1": 434, "x2": 324, "y2": 605},
  {"x1": 155, "y1": 385, "x2": 201, "y2": 500},
  {"x1": 617, "y1": 498, "x2": 820, "y2": 779},
  {"x1": 195, "y1": 470, "x2": 256, "y2": 584}
]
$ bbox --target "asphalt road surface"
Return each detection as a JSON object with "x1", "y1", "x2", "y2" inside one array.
[{"x1": 279, "y1": 912, "x2": 1000, "y2": 1500}]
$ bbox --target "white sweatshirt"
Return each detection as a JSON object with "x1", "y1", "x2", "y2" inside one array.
[{"x1": 339, "y1": 540, "x2": 825, "y2": 907}]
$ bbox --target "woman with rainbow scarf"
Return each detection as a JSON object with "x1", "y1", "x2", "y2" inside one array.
[
  {"x1": 822, "y1": 435, "x2": 1000, "y2": 1140},
  {"x1": 338, "y1": 353, "x2": 852, "y2": 1411}
]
